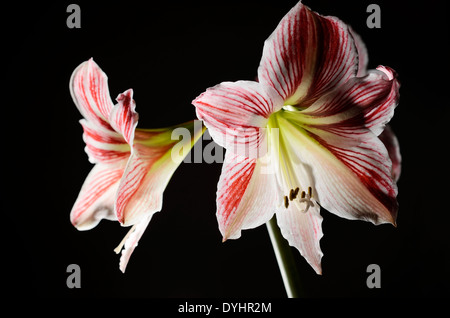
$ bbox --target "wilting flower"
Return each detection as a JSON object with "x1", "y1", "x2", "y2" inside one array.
[
  {"x1": 70, "y1": 59, "x2": 204, "y2": 272},
  {"x1": 193, "y1": 1, "x2": 400, "y2": 274}
]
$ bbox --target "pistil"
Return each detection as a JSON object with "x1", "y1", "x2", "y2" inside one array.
[{"x1": 114, "y1": 224, "x2": 137, "y2": 254}]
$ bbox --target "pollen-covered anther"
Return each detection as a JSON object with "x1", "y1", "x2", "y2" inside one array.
[
  {"x1": 289, "y1": 189, "x2": 295, "y2": 201},
  {"x1": 284, "y1": 195, "x2": 289, "y2": 209},
  {"x1": 287, "y1": 187, "x2": 300, "y2": 202},
  {"x1": 284, "y1": 186, "x2": 314, "y2": 211}
]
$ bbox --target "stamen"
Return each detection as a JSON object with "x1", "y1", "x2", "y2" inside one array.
[
  {"x1": 289, "y1": 189, "x2": 295, "y2": 201},
  {"x1": 114, "y1": 224, "x2": 137, "y2": 254},
  {"x1": 283, "y1": 186, "x2": 315, "y2": 213}
]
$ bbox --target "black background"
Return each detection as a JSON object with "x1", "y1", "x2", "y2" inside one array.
[{"x1": 4, "y1": 0, "x2": 449, "y2": 299}]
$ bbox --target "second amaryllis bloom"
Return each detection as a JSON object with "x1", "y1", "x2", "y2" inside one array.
[
  {"x1": 70, "y1": 59, "x2": 203, "y2": 272},
  {"x1": 193, "y1": 1, "x2": 401, "y2": 274}
]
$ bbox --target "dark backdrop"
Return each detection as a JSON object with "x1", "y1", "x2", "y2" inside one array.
[{"x1": 4, "y1": 0, "x2": 449, "y2": 298}]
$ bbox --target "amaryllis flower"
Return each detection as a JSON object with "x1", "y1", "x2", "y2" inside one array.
[
  {"x1": 70, "y1": 59, "x2": 204, "y2": 272},
  {"x1": 192, "y1": 1, "x2": 400, "y2": 274}
]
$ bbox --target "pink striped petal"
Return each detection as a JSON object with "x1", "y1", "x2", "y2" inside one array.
[
  {"x1": 81, "y1": 89, "x2": 139, "y2": 164},
  {"x1": 363, "y1": 66, "x2": 400, "y2": 136},
  {"x1": 276, "y1": 200, "x2": 323, "y2": 275},
  {"x1": 349, "y1": 26, "x2": 369, "y2": 77},
  {"x1": 70, "y1": 160, "x2": 128, "y2": 230},
  {"x1": 278, "y1": 115, "x2": 397, "y2": 225},
  {"x1": 217, "y1": 151, "x2": 278, "y2": 241},
  {"x1": 267, "y1": 121, "x2": 324, "y2": 274},
  {"x1": 257, "y1": 1, "x2": 358, "y2": 106},
  {"x1": 117, "y1": 214, "x2": 152, "y2": 273},
  {"x1": 70, "y1": 58, "x2": 115, "y2": 130},
  {"x1": 324, "y1": 139, "x2": 398, "y2": 224},
  {"x1": 379, "y1": 125, "x2": 401, "y2": 182},
  {"x1": 115, "y1": 121, "x2": 205, "y2": 226},
  {"x1": 70, "y1": 60, "x2": 138, "y2": 165},
  {"x1": 80, "y1": 119, "x2": 131, "y2": 164},
  {"x1": 284, "y1": 65, "x2": 399, "y2": 149},
  {"x1": 114, "y1": 146, "x2": 171, "y2": 225},
  {"x1": 109, "y1": 89, "x2": 139, "y2": 146},
  {"x1": 193, "y1": 81, "x2": 283, "y2": 158}
]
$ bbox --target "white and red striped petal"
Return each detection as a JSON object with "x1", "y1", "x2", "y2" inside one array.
[
  {"x1": 349, "y1": 26, "x2": 369, "y2": 77},
  {"x1": 379, "y1": 125, "x2": 401, "y2": 182},
  {"x1": 324, "y1": 139, "x2": 398, "y2": 224},
  {"x1": 276, "y1": 200, "x2": 323, "y2": 275},
  {"x1": 193, "y1": 81, "x2": 283, "y2": 158},
  {"x1": 278, "y1": 115, "x2": 397, "y2": 225},
  {"x1": 362, "y1": 66, "x2": 400, "y2": 136},
  {"x1": 114, "y1": 145, "x2": 172, "y2": 226},
  {"x1": 81, "y1": 87, "x2": 140, "y2": 163},
  {"x1": 217, "y1": 151, "x2": 278, "y2": 241},
  {"x1": 70, "y1": 59, "x2": 139, "y2": 165},
  {"x1": 70, "y1": 159, "x2": 128, "y2": 230},
  {"x1": 257, "y1": 1, "x2": 358, "y2": 106},
  {"x1": 70, "y1": 58, "x2": 116, "y2": 130},
  {"x1": 116, "y1": 214, "x2": 153, "y2": 273},
  {"x1": 265, "y1": 119, "x2": 324, "y2": 274},
  {"x1": 115, "y1": 121, "x2": 205, "y2": 226},
  {"x1": 80, "y1": 119, "x2": 131, "y2": 164},
  {"x1": 283, "y1": 65, "x2": 399, "y2": 150},
  {"x1": 109, "y1": 89, "x2": 139, "y2": 146}
]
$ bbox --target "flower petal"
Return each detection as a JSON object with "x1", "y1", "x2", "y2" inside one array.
[
  {"x1": 71, "y1": 61, "x2": 135, "y2": 165},
  {"x1": 80, "y1": 119, "x2": 131, "y2": 164},
  {"x1": 379, "y1": 125, "x2": 401, "y2": 182},
  {"x1": 115, "y1": 121, "x2": 205, "y2": 226},
  {"x1": 70, "y1": 58, "x2": 115, "y2": 130},
  {"x1": 70, "y1": 160, "x2": 128, "y2": 230},
  {"x1": 116, "y1": 214, "x2": 152, "y2": 273},
  {"x1": 109, "y1": 89, "x2": 139, "y2": 146},
  {"x1": 193, "y1": 81, "x2": 283, "y2": 158},
  {"x1": 349, "y1": 26, "x2": 369, "y2": 77},
  {"x1": 277, "y1": 115, "x2": 397, "y2": 225},
  {"x1": 257, "y1": 1, "x2": 358, "y2": 105},
  {"x1": 267, "y1": 116, "x2": 324, "y2": 274},
  {"x1": 276, "y1": 200, "x2": 323, "y2": 275},
  {"x1": 284, "y1": 66, "x2": 399, "y2": 148},
  {"x1": 217, "y1": 151, "x2": 278, "y2": 241},
  {"x1": 362, "y1": 66, "x2": 400, "y2": 136}
]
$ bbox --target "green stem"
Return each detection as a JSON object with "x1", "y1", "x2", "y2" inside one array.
[{"x1": 266, "y1": 215, "x2": 304, "y2": 298}]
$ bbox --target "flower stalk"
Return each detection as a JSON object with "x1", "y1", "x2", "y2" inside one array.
[{"x1": 266, "y1": 216, "x2": 304, "y2": 298}]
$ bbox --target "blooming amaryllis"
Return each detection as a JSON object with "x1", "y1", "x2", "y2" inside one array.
[
  {"x1": 192, "y1": 1, "x2": 401, "y2": 274},
  {"x1": 70, "y1": 59, "x2": 204, "y2": 272}
]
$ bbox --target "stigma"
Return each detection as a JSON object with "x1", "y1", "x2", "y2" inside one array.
[{"x1": 114, "y1": 224, "x2": 137, "y2": 254}]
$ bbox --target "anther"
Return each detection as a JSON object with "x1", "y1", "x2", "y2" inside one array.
[
  {"x1": 289, "y1": 189, "x2": 295, "y2": 201},
  {"x1": 284, "y1": 186, "x2": 314, "y2": 212}
]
